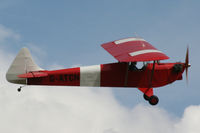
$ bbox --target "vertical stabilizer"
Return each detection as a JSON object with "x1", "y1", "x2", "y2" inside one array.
[{"x1": 6, "y1": 47, "x2": 43, "y2": 84}]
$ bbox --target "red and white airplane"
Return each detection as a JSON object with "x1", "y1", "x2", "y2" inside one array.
[{"x1": 6, "y1": 37, "x2": 190, "y2": 105}]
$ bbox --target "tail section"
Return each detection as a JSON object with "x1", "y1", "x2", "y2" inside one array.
[{"x1": 6, "y1": 47, "x2": 43, "y2": 84}]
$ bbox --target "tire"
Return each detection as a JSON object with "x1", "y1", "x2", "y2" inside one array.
[
  {"x1": 149, "y1": 95, "x2": 159, "y2": 105},
  {"x1": 17, "y1": 88, "x2": 21, "y2": 92},
  {"x1": 143, "y1": 94, "x2": 150, "y2": 101}
]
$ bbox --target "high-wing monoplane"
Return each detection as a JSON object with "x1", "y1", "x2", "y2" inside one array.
[{"x1": 6, "y1": 37, "x2": 190, "y2": 105}]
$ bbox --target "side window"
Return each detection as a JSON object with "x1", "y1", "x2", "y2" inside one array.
[
  {"x1": 129, "y1": 62, "x2": 138, "y2": 71},
  {"x1": 136, "y1": 62, "x2": 144, "y2": 69},
  {"x1": 129, "y1": 62, "x2": 146, "y2": 71}
]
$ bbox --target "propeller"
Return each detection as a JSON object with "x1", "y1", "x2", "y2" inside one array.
[{"x1": 185, "y1": 46, "x2": 191, "y2": 83}]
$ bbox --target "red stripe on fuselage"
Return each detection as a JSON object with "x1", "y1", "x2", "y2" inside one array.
[{"x1": 28, "y1": 67, "x2": 80, "y2": 86}]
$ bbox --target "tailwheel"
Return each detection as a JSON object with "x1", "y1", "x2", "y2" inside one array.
[
  {"x1": 149, "y1": 95, "x2": 159, "y2": 105},
  {"x1": 17, "y1": 87, "x2": 22, "y2": 92},
  {"x1": 143, "y1": 94, "x2": 150, "y2": 101},
  {"x1": 17, "y1": 88, "x2": 21, "y2": 92},
  {"x1": 17, "y1": 86, "x2": 25, "y2": 92}
]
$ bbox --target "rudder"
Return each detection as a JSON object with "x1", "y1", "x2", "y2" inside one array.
[{"x1": 6, "y1": 47, "x2": 43, "y2": 84}]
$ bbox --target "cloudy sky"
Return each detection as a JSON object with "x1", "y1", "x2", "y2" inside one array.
[{"x1": 0, "y1": 0, "x2": 200, "y2": 132}]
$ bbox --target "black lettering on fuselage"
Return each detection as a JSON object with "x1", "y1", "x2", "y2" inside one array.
[
  {"x1": 69, "y1": 74, "x2": 73, "y2": 81},
  {"x1": 74, "y1": 74, "x2": 80, "y2": 81},
  {"x1": 49, "y1": 74, "x2": 79, "y2": 82},
  {"x1": 57, "y1": 74, "x2": 80, "y2": 82},
  {"x1": 59, "y1": 75, "x2": 64, "y2": 81},
  {"x1": 64, "y1": 74, "x2": 68, "y2": 81}
]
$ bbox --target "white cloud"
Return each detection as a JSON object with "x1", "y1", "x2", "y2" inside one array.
[
  {"x1": 47, "y1": 63, "x2": 65, "y2": 70},
  {"x1": 27, "y1": 43, "x2": 47, "y2": 57},
  {"x1": 174, "y1": 105, "x2": 200, "y2": 133},
  {"x1": 0, "y1": 31, "x2": 200, "y2": 133},
  {"x1": 0, "y1": 24, "x2": 20, "y2": 42},
  {"x1": 70, "y1": 64, "x2": 83, "y2": 68}
]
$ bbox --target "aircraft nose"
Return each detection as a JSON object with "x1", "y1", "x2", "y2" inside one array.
[{"x1": 172, "y1": 64, "x2": 183, "y2": 74}]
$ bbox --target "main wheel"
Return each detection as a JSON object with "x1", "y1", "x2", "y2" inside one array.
[
  {"x1": 149, "y1": 95, "x2": 159, "y2": 105},
  {"x1": 143, "y1": 94, "x2": 150, "y2": 101}
]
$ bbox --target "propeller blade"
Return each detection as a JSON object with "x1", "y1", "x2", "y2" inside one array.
[
  {"x1": 185, "y1": 46, "x2": 190, "y2": 83},
  {"x1": 186, "y1": 66, "x2": 188, "y2": 83},
  {"x1": 185, "y1": 47, "x2": 189, "y2": 67}
]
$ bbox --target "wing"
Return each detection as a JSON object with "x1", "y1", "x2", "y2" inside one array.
[{"x1": 101, "y1": 37, "x2": 169, "y2": 62}]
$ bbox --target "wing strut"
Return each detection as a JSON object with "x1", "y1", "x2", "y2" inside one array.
[
  {"x1": 149, "y1": 61, "x2": 156, "y2": 88},
  {"x1": 124, "y1": 62, "x2": 129, "y2": 87},
  {"x1": 138, "y1": 61, "x2": 159, "y2": 105},
  {"x1": 145, "y1": 61, "x2": 156, "y2": 94}
]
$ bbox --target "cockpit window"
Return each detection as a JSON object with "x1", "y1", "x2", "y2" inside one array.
[{"x1": 129, "y1": 62, "x2": 146, "y2": 71}]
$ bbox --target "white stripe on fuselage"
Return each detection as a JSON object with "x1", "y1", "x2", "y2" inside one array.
[
  {"x1": 114, "y1": 38, "x2": 145, "y2": 44},
  {"x1": 80, "y1": 65, "x2": 100, "y2": 86},
  {"x1": 129, "y1": 49, "x2": 163, "y2": 57}
]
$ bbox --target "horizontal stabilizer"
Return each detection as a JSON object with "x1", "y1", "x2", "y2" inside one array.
[{"x1": 18, "y1": 71, "x2": 48, "y2": 78}]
